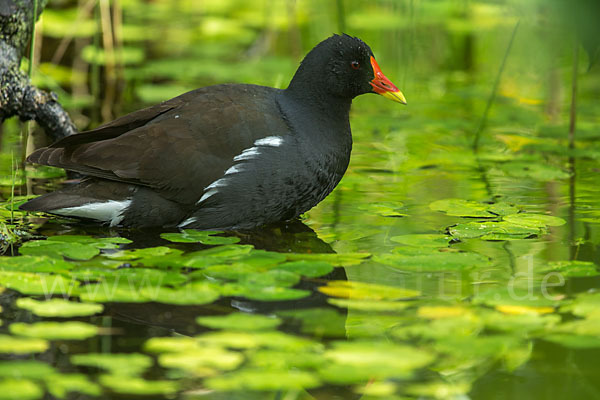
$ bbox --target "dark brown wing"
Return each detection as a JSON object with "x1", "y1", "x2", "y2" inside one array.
[{"x1": 28, "y1": 84, "x2": 289, "y2": 204}]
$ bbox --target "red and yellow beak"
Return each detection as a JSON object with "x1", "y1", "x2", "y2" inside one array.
[{"x1": 370, "y1": 56, "x2": 407, "y2": 105}]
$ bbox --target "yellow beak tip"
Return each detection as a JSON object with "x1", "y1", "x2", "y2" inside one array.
[{"x1": 381, "y1": 90, "x2": 407, "y2": 105}]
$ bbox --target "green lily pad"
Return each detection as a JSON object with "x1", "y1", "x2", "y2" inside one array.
[
  {"x1": 99, "y1": 374, "x2": 178, "y2": 395},
  {"x1": 390, "y1": 234, "x2": 451, "y2": 248},
  {"x1": 0, "y1": 271, "x2": 78, "y2": 296},
  {"x1": 406, "y1": 382, "x2": 471, "y2": 399},
  {"x1": 145, "y1": 337, "x2": 200, "y2": 354},
  {"x1": 196, "y1": 263, "x2": 262, "y2": 281},
  {"x1": 285, "y1": 252, "x2": 370, "y2": 266},
  {"x1": 196, "y1": 313, "x2": 281, "y2": 331},
  {"x1": 374, "y1": 251, "x2": 489, "y2": 271},
  {"x1": 184, "y1": 245, "x2": 255, "y2": 268},
  {"x1": 104, "y1": 246, "x2": 177, "y2": 261},
  {"x1": 46, "y1": 235, "x2": 132, "y2": 246},
  {"x1": 78, "y1": 279, "x2": 219, "y2": 305},
  {"x1": 542, "y1": 334, "x2": 600, "y2": 348},
  {"x1": 358, "y1": 201, "x2": 406, "y2": 217},
  {"x1": 449, "y1": 221, "x2": 541, "y2": 240},
  {"x1": 71, "y1": 268, "x2": 188, "y2": 286},
  {"x1": 140, "y1": 281, "x2": 220, "y2": 305},
  {"x1": 222, "y1": 284, "x2": 311, "y2": 301},
  {"x1": 473, "y1": 287, "x2": 563, "y2": 307},
  {"x1": 44, "y1": 373, "x2": 101, "y2": 399},
  {"x1": 278, "y1": 308, "x2": 347, "y2": 337},
  {"x1": 319, "y1": 280, "x2": 419, "y2": 300},
  {"x1": 0, "y1": 335, "x2": 48, "y2": 354},
  {"x1": 433, "y1": 335, "x2": 527, "y2": 370},
  {"x1": 238, "y1": 269, "x2": 300, "y2": 288},
  {"x1": 553, "y1": 318, "x2": 600, "y2": 336},
  {"x1": 328, "y1": 298, "x2": 412, "y2": 311},
  {"x1": 0, "y1": 255, "x2": 73, "y2": 273},
  {"x1": 9, "y1": 322, "x2": 98, "y2": 340},
  {"x1": 19, "y1": 240, "x2": 99, "y2": 260},
  {"x1": 17, "y1": 237, "x2": 130, "y2": 261},
  {"x1": 0, "y1": 361, "x2": 54, "y2": 379},
  {"x1": 196, "y1": 331, "x2": 321, "y2": 351},
  {"x1": 70, "y1": 353, "x2": 152, "y2": 376},
  {"x1": 158, "y1": 347, "x2": 244, "y2": 375},
  {"x1": 248, "y1": 349, "x2": 327, "y2": 370},
  {"x1": 274, "y1": 260, "x2": 334, "y2": 277},
  {"x1": 16, "y1": 298, "x2": 103, "y2": 317},
  {"x1": 495, "y1": 161, "x2": 570, "y2": 181},
  {"x1": 205, "y1": 369, "x2": 320, "y2": 391},
  {"x1": 541, "y1": 261, "x2": 599, "y2": 278},
  {"x1": 0, "y1": 379, "x2": 42, "y2": 400},
  {"x1": 503, "y1": 213, "x2": 566, "y2": 228},
  {"x1": 429, "y1": 198, "x2": 497, "y2": 217},
  {"x1": 232, "y1": 250, "x2": 288, "y2": 267},
  {"x1": 319, "y1": 341, "x2": 434, "y2": 384},
  {"x1": 482, "y1": 310, "x2": 561, "y2": 334},
  {"x1": 560, "y1": 292, "x2": 600, "y2": 318},
  {"x1": 160, "y1": 229, "x2": 240, "y2": 244}
]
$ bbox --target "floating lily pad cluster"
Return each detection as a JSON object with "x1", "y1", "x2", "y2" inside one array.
[
  {"x1": 0, "y1": 232, "x2": 373, "y2": 306},
  {"x1": 430, "y1": 198, "x2": 566, "y2": 240}
]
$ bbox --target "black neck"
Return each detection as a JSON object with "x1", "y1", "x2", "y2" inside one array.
[{"x1": 283, "y1": 65, "x2": 352, "y2": 118}]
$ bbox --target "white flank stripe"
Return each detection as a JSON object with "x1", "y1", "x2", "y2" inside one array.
[
  {"x1": 178, "y1": 217, "x2": 197, "y2": 228},
  {"x1": 254, "y1": 136, "x2": 284, "y2": 147},
  {"x1": 233, "y1": 147, "x2": 260, "y2": 162},
  {"x1": 206, "y1": 178, "x2": 228, "y2": 190},
  {"x1": 198, "y1": 188, "x2": 218, "y2": 203},
  {"x1": 54, "y1": 199, "x2": 132, "y2": 227},
  {"x1": 225, "y1": 165, "x2": 242, "y2": 175},
  {"x1": 196, "y1": 136, "x2": 284, "y2": 206}
]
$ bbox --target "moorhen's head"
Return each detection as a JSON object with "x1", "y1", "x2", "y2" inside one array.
[{"x1": 287, "y1": 34, "x2": 406, "y2": 104}]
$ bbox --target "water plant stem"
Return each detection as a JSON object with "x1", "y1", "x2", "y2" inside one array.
[
  {"x1": 568, "y1": 42, "x2": 579, "y2": 153},
  {"x1": 472, "y1": 20, "x2": 520, "y2": 152}
]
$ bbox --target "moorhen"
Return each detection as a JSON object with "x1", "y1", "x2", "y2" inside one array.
[{"x1": 21, "y1": 34, "x2": 406, "y2": 229}]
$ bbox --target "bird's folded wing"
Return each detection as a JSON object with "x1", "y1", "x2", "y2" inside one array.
[{"x1": 27, "y1": 85, "x2": 287, "y2": 204}]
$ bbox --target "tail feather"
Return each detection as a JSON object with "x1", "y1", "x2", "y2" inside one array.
[{"x1": 20, "y1": 179, "x2": 133, "y2": 226}]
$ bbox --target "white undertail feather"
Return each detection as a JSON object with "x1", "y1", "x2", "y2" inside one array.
[
  {"x1": 54, "y1": 199, "x2": 132, "y2": 227},
  {"x1": 196, "y1": 135, "x2": 285, "y2": 205}
]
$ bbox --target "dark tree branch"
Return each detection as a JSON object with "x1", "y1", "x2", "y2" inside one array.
[{"x1": 0, "y1": 0, "x2": 76, "y2": 140}]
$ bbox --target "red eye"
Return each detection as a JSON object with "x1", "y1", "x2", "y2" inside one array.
[{"x1": 351, "y1": 61, "x2": 360, "y2": 70}]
